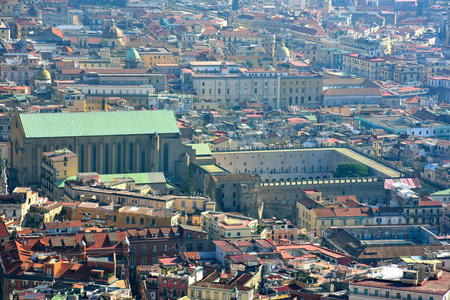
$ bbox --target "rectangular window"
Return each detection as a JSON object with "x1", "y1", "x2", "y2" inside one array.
[
  {"x1": 364, "y1": 289, "x2": 368, "y2": 295},
  {"x1": 142, "y1": 245, "x2": 147, "y2": 253},
  {"x1": 153, "y1": 244, "x2": 158, "y2": 252}
]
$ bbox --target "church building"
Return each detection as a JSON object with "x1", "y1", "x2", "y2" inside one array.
[{"x1": 9, "y1": 110, "x2": 195, "y2": 188}]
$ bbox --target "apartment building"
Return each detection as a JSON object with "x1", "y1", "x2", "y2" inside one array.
[
  {"x1": 297, "y1": 196, "x2": 405, "y2": 234},
  {"x1": 69, "y1": 202, "x2": 180, "y2": 228},
  {"x1": 0, "y1": 19, "x2": 10, "y2": 40},
  {"x1": 138, "y1": 47, "x2": 176, "y2": 68},
  {"x1": 201, "y1": 211, "x2": 258, "y2": 245},
  {"x1": 188, "y1": 269, "x2": 259, "y2": 300},
  {"x1": 350, "y1": 269, "x2": 450, "y2": 300},
  {"x1": 342, "y1": 53, "x2": 386, "y2": 79},
  {"x1": 339, "y1": 36, "x2": 386, "y2": 56},
  {"x1": 378, "y1": 62, "x2": 424, "y2": 84},
  {"x1": 127, "y1": 225, "x2": 208, "y2": 267},
  {"x1": 0, "y1": 187, "x2": 42, "y2": 225},
  {"x1": 215, "y1": 28, "x2": 275, "y2": 56},
  {"x1": 187, "y1": 65, "x2": 323, "y2": 108},
  {"x1": 41, "y1": 149, "x2": 78, "y2": 201}
]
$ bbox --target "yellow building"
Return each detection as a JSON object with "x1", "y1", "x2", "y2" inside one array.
[
  {"x1": 171, "y1": 196, "x2": 215, "y2": 226},
  {"x1": 297, "y1": 196, "x2": 406, "y2": 233},
  {"x1": 12, "y1": 18, "x2": 41, "y2": 39},
  {"x1": 188, "y1": 268, "x2": 260, "y2": 300},
  {"x1": 0, "y1": 1, "x2": 18, "y2": 17},
  {"x1": 321, "y1": 106, "x2": 353, "y2": 117},
  {"x1": 297, "y1": 197, "x2": 375, "y2": 233},
  {"x1": 85, "y1": 97, "x2": 106, "y2": 111},
  {"x1": 43, "y1": 202, "x2": 63, "y2": 222},
  {"x1": 69, "y1": 202, "x2": 180, "y2": 228},
  {"x1": 279, "y1": 73, "x2": 323, "y2": 108},
  {"x1": 139, "y1": 47, "x2": 175, "y2": 68},
  {"x1": 342, "y1": 53, "x2": 386, "y2": 79},
  {"x1": 0, "y1": 19, "x2": 10, "y2": 40},
  {"x1": 41, "y1": 149, "x2": 78, "y2": 201},
  {"x1": 65, "y1": 99, "x2": 86, "y2": 112}
]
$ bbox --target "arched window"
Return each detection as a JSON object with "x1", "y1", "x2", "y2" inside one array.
[
  {"x1": 92, "y1": 143, "x2": 97, "y2": 172},
  {"x1": 80, "y1": 144, "x2": 85, "y2": 172},
  {"x1": 68, "y1": 144, "x2": 73, "y2": 151},
  {"x1": 163, "y1": 143, "x2": 169, "y2": 172},
  {"x1": 104, "y1": 143, "x2": 109, "y2": 173},
  {"x1": 129, "y1": 142, "x2": 134, "y2": 172},
  {"x1": 141, "y1": 151, "x2": 145, "y2": 172},
  {"x1": 117, "y1": 143, "x2": 121, "y2": 173},
  {"x1": 43, "y1": 145, "x2": 47, "y2": 152}
]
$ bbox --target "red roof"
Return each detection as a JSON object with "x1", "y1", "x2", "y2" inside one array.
[
  {"x1": 0, "y1": 220, "x2": 9, "y2": 238},
  {"x1": 51, "y1": 27, "x2": 63, "y2": 38}
]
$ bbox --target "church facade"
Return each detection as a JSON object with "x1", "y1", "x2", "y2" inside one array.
[{"x1": 9, "y1": 110, "x2": 195, "y2": 188}]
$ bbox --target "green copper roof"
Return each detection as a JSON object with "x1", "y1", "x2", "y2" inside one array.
[
  {"x1": 126, "y1": 47, "x2": 140, "y2": 60},
  {"x1": 19, "y1": 110, "x2": 180, "y2": 138},
  {"x1": 188, "y1": 143, "x2": 212, "y2": 156},
  {"x1": 100, "y1": 172, "x2": 166, "y2": 184},
  {"x1": 431, "y1": 189, "x2": 450, "y2": 196},
  {"x1": 55, "y1": 176, "x2": 76, "y2": 188}
]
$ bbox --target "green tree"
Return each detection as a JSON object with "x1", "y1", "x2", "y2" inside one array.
[
  {"x1": 180, "y1": 169, "x2": 195, "y2": 195},
  {"x1": 245, "y1": 60, "x2": 254, "y2": 68},
  {"x1": 334, "y1": 162, "x2": 369, "y2": 178}
]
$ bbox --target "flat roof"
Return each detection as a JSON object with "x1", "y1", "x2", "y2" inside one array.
[
  {"x1": 213, "y1": 148, "x2": 400, "y2": 178},
  {"x1": 352, "y1": 270, "x2": 450, "y2": 295}
]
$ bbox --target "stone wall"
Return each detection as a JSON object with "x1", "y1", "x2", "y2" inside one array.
[
  {"x1": 212, "y1": 148, "x2": 400, "y2": 219},
  {"x1": 259, "y1": 177, "x2": 386, "y2": 219}
]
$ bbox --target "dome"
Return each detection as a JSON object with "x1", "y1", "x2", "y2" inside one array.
[
  {"x1": 102, "y1": 20, "x2": 124, "y2": 39},
  {"x1": 126, "y1": 47, "x2": 140, "y2": 60},
  {"x1": 35, "y1": 69, "x2": 51, "y2": 81},
  {"x1": 276, "y1": 42, "x2": 290, "y2": 58}
]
